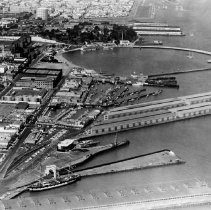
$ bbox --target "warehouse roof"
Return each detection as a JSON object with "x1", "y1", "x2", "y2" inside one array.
[{"x1": 16, "y1": 102, "x2": 29, "y2": 110}]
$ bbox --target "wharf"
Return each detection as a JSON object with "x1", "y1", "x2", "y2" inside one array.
[
  {"x1": 57, "y1": 140, "x2": 129, "y2": 170},
  {"x1": 75, "y1": 150, "x2": 185, "y2": 177},
  {"x1": 148, "y1": 67, "x2": 211, "y2": 77},
  {"x1": 0, "y1": 141, "x2": 130, "y2": 200},
  {"x1": 134, "y1": 45, "x2": 211, "y2": 56},
  {"x1": 85, "y1": 91, "x2": 211, "y2": 137}
]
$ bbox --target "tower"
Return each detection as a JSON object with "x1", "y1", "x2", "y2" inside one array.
[{"x1": 36, "y1": 8, "x2": 49, "y2": 20}]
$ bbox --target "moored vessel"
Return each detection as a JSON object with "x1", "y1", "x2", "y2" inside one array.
[
  {"x1": 28, "y1": 174, "x2": 81, "y2": 192},
  {"x1": 76, "y1": 139, "x2": 99, "y2": 148}
]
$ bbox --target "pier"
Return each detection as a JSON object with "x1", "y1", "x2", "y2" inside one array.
[
  {"x1": 75, "y1": 150, "x2": 185, "y2": 177},
  {"x1": 85, "y1": 91, "x2": 211, "y2": 136},
  {"x1": 148, "y1": 67, "x2": 211, "y2": 77},
  {"x1": 58, "y1": 140, "x2": 129, "y2": 171},
  {"x1": 134, "y1": 45, "x2": 211, "y2": 56}
]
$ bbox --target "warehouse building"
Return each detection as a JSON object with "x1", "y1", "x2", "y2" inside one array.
[
  {"x1": 16, "y1": 68, "x2": 62, "y2": 89},
  {"x1": 1, "y1": 87, "x2": 47, "y2": 105},
  {"x1": 10, "y1": 34, "x2": 33, "y2": 59},
  {"x1": 102, "y1": 91, "x2": 211, "y2": 121},
  {"x1": 86, "y1": 91, "x2": 211, "y2": 136},
  {"x1": 0, "y1": 133, "x2": 13, "y2": 149}
]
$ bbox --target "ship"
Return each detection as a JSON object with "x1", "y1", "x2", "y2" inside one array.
[
  {"x1": 74, "y1": 139, "x2": 99, "y2": 150},
  {"x1": 28, "y1": 174, "x2": 81, "y2": 192},
  {"x1": 132, "y1": 82, "x2": 144, "y2": 86},
  {"x1": 103, "y1": 46, "x2": 114, "y2": 50},
  {"x1": 57, "y1": 138, "x2": 77, "y2": 152}
]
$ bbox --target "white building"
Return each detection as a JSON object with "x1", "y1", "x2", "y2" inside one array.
[
  {"x1": 0, "y1": 133, "x2": 13, "y2": 149},
  {"x1": 0, "y1": 65, "x2": 7, "y2": 74},
  {"x1": 36, "y1": 8, "x2": 49, "y2": 20}
]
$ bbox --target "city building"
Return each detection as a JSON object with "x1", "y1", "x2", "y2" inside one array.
[
  {"x1": 0, "y1": 133, "x2": 13, "y2": 149},
  {"x1": 54, "y1": 91, "x2": 82, "y2": 103},
  {"x1": 86, "y1": 91, "x2": 211, "y2": 136},
  {"x1": 36, "y1": 8, "x2": 49, "y2": 20},
  {"x1": 0, "y1": 65, "x2": 7, "y2": 74},
  {"x1": 119, "y1": 40, "x2": 133, "y2": 47},
  {"x1": 1, "y1": 87, "x2": 47, "y2": 105},
  {"x1": 10, "y1": 34, "x2": 33, "y2": 59},
  {"x1": 16, "y1": 68, "x2": 62, "y2": 90}
]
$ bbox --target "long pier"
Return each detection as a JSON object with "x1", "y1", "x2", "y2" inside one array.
[
  {"x1": 85, "y1": 91, "x2": 211, "y2": 137},
  {"x1": 148, "y1": 67, "x2": 211, "y2": 77},
  {"x1": 75, "y1": 150, "x2": 185, "y2": 177},
  {"x1": 134, "y1": 45, "x2": 211, "y2": 56}
]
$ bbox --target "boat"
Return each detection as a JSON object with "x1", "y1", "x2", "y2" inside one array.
[
  {"x1": 132, "y1": 82, "x2": 144, "y2": 86},
  {"x1": 187, "y1": 51, "x2": 193, "y2": 59},
  {"x1": 103, "y1": 46, "x2": 114, "y2": 50},
  {"x1": 152, "y1": 90, "x2": 163, "y2": 96},
  {"x1": 28, "y1": 174, "x2": 81, "y2": 192},
  {"x1": 75, "y1": 139, "x2": 99, "y2": 149},
  {"x1": 131, "y1": 72, "x2": 139, "y2": 78},
  {"x1": 57, "y1": 138, "x2": 77, "y2": 152},
  {"x1": 153, "y1": 40, "x2": 163, "y2": 45}
]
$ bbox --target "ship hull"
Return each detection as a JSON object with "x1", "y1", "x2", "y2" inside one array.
[{"x1": 28, "y1": 177, "x2": 80, "y2": 192}]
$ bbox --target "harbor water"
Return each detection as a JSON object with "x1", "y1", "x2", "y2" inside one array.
[{"x1": 23, "y1": 0, "x2": 211, "y2": 209}]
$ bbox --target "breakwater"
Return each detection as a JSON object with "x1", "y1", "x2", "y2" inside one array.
[
  {"x1": 134, "y1": 45, "x2": 211, "y2": 56},
  {"x1": 148, "y1": 67, "x2": 211, "y2": 77}
]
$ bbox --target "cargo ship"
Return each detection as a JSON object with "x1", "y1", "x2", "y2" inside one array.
[{"x1": 28, "y1": 174, "x2": 81, "y2": 192}]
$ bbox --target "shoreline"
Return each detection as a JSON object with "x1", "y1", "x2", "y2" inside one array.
[
  {"x1": 55, "y1": 52, "x2": 99, "y2": 76},
  {"x1": 33, "y1": 51, "x2": 84, "y2": 76}
]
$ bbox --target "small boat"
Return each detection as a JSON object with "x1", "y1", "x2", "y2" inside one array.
[
  {"x1": 152, "y1": 90, "x2": 163, "y2": 96},
  {"x1": 28, "y1": 174, "x2": 81, "y2": 192},
  {"x1": 57, "y1": 138, "x2": 77, "y2": 152},
  {"x1": 132, "y1": 82, "x2": 144, "y2": 87},
  {"x1": 76, "y1": 140, "x2": 99, "y2": 149},
  {"x1": 187, "y1": 51, "x2": 193, "y2": 59}
]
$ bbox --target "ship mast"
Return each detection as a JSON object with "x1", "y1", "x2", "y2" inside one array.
[{"x1": 114, "y1": 133, "x2": 118, "y2": 146}]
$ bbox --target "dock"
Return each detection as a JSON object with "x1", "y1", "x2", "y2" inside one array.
[
  {"x1": 134, "y1": 45, "x2": 211, "y2": 56},
  {"x1": 148, "y1": 67, "x2": 211, "y2": 77},
  {"x1": 75, "y1": 150, "x2": 185, "y2": 177},
  {"x1": 85, "y1": 91, "x2": 211, "y2": 136},
  {"x1": 58, "y1": 140, "x2": 129, "y2": 171}
]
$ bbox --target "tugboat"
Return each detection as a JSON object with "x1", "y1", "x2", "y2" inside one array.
[{"x1": 28, "y1": 166, "x2": 81, "y2": 192}]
